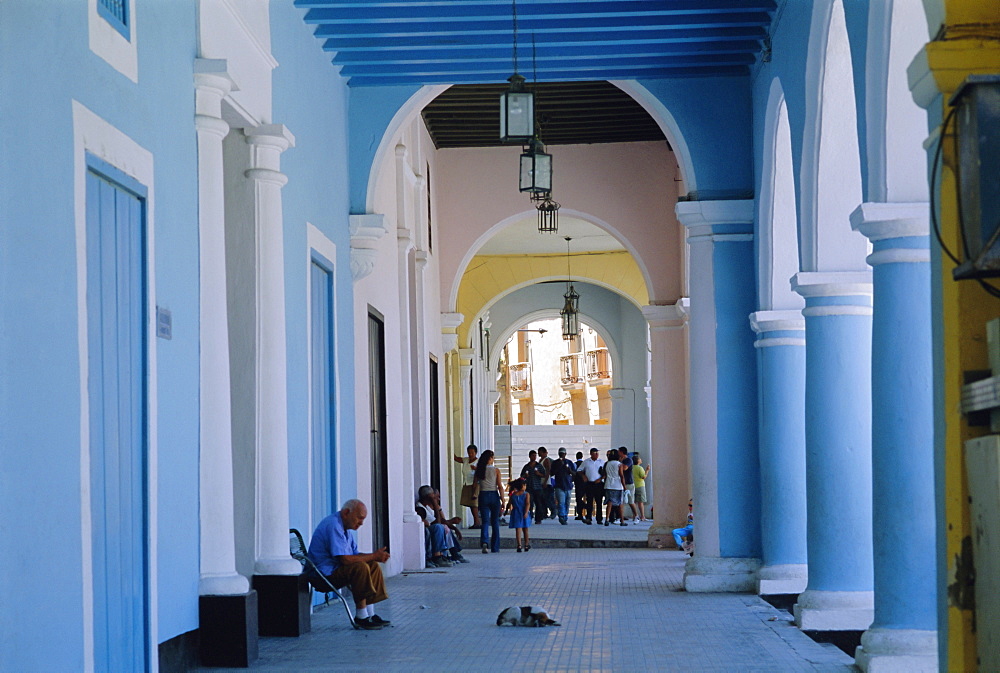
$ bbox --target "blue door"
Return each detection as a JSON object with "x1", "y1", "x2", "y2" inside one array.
[
  {"x1": 310, "y1": 258, "x2": 336, "y2": 526},
  {"x1": 85, "y1": 158, "x2": 148, "y2": 672}
]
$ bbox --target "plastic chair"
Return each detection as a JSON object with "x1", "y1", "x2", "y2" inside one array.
[{"x1": 289, "y1": 528, "x2": 357, "y2": 629}]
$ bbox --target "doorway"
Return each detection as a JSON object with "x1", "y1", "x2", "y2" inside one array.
[
  {"x1": 85, "y1": 158, "x2": 149, "y2": 672},
  {"x1": 367, "y1": 310, "x2": 390, "y2": 551}
]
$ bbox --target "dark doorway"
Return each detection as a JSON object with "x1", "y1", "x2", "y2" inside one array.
[
  {"x1": 429, "y1": 356, "x2": 441, "y2": 493},
  {"x1": 367, "y1": 311, "x2": 390, "y2": 552}
]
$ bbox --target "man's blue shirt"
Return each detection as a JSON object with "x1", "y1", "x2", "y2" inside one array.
[{"x1": 308, "y1": 511, "x2": 358, "y2": 576}]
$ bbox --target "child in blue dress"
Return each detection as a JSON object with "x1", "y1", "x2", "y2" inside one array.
[{"x1": 508, "y1": 478, "x2": 532, "y2": 552}]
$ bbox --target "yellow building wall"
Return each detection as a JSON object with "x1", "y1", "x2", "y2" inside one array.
[
  {"x1": 921, "y1": 4, "x2": 1000, "y2": 669},
  {"x1": 455, "y1": 250, "x2": 648, "y2": 346}
]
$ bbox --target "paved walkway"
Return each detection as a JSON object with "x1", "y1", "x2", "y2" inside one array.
[{"x1": 198, "y1": 544, "x2": 856, "y2": 672}]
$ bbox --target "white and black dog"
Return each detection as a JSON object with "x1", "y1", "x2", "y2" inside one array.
[{"x1": 496, "y1": 606, "x2": 561, "y2": 627}]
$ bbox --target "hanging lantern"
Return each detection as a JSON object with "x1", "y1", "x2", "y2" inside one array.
[
  {"x1": 500, "y1": 74, "x2": 535, "y2": 143},
  {"x1": 537, "y1": 194, "x2": 560, "y2": 233},
  {"x1": 560, "y1": 236, "x2": 579, "y2": 338},
  {"x1": 520, "y1": 141, "x2": 552, "y2": 194},
  {"x1": 561, "y1": 284, "x2": 580, "y2": 340}
]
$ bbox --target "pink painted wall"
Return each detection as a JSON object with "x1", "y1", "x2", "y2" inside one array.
[{"x1": 434, "y1": 141, "x2": 682, "y2": 308}]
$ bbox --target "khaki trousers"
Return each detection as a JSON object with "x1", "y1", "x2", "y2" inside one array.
[{"x1": 326, "y1": 560, "x2": 388, "y2": 605}]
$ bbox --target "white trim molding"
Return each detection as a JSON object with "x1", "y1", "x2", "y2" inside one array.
[
  {"x1": 850, "y1": 202, "x2": 930, "y2": 241},
  {"x1": 73, "y1": 99, "x2": 158, "y2": 673},
  {"x1": 750, "y1": 310, "x2": 805, "y2": 334},
  {"x1": 791, "y1": 271, "x2": 873, "y2": 299},
  {"x1": 440, "y1": 312, "x2": 464, "y2": 353},
  {"x1": 676, "y1": 199, "x2": 755, "y2": 229},
  {"x1": 642, "y1": 299, "x2": 690, "y2": 330}
]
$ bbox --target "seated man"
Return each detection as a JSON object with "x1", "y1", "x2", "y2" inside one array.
[
  {"x1": 308, "y1": 499, "x2": 391, "y2": 630},
  {"x1": 415, "y1": 485, "x2": 468, "y2": 566},
  {"x1": 672, "y1": 499, "x2": 694, "y2": 556}
]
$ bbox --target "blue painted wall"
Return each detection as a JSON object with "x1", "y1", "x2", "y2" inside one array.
[
  {"x1": 0, "y1": 0, "x2": 201, "y2": 666},
  {"x1": 638, "y1": 76, "x2": 754, "y2": 198},
  {"x1": 270, "y1": 2, "x2": 357, "y2": 532}
]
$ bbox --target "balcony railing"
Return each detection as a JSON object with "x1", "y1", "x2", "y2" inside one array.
[
  {"x1": 560, "y1": 354, "x2": 585, "y2": 390},
  {"x1": 586, "y1": 347, "x2": 612, "y2": 385},
  {"x1": 508, "y1": 362, "x2": 532, "y2": 399}
]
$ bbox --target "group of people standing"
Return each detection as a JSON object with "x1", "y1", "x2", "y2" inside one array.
[{"x1": 456, "y1": 443, "x2": 652, "y2": 554}]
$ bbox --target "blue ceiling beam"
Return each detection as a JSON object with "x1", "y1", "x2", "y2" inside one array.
[
  {"x1": 339, "y1": 53, "x2": 755, "y2": 76},
  {"x1": 310, "y1": 13, "x2": 772, "y2": 37},
  {"x1": 321, "y1": 26, "x2": 766, "y2": 51},
  {"x1": 329, "y1": 41, "x2": 761, "y2": 64},
  {"x1": 302, "y1": 1, "x2": 776, "y2": 24},
  {"x1": 344, "y1": 65, "x2": 748, "y2": 86}
]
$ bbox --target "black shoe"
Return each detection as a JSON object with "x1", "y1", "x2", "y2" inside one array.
[
  {"x1": 355, "y1": 617, "x2": 384, "y2": 630},
  {"x1": 369, "y1": 614, "x2": 391, "y2": 626}
]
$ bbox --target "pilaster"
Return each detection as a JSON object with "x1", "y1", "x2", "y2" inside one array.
[
  {"x1": 244, "y1": 124, "x2": 301, "y2": 579},
  {"x1": 641, "y1": 301, "x2": 690, "y2": 548},
  {"x1": 193, "y1": 58, "x2": 248, "y2": 598}
]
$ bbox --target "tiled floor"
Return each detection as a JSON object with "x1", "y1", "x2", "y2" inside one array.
[{"x1": 197, "y1": 544, "x2": 856, "y2": 672}]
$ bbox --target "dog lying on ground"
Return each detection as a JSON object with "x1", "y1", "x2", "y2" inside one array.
[{"x1": 496, "y1": 606, "x2": 561, "y2": 627}]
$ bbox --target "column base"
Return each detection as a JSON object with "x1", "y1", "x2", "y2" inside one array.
[
  {"x1": 855, "y1": 628, "x2": 938, "y2": 673},
  {"x1": 793, "y1": 589, "x2": 874, "y2": 631},
  {"x1": 683, "y1": 556, "x2": 761, "y2": 592},
  {"x1": 253, "y1": 574, "x2": 311, "y2": 637},
  {"x1": 199, "y1": 591, "x2": 258, "y2": 668},
  {"x1": 757, "y1": 563, "x2": 808, "y2": 595},
  {"x1": 402, "y1": 514, "x2": 425, "y2": 571},
  {"x1": 647, "y1": 524, "x2": 675, "y2": 549}
]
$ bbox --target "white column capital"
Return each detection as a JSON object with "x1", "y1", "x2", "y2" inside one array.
[
  {"x1": 749, "y1": 310, "x2": 805, "y2": 334},
  {"x1": 642, "y1": 299, "x2": 689, "y2": 330},
  {"x1": 675, "y1": 199, "x2": 755, "y2": 228},
  {"x1": 194, "y1": 59, "x2": 236, "y2": 117},
  {"x1": 349, "y1": 213, "x2": 388, "y2": 281},
  {"x1": 677, "y1": 200, "x2": 755, "y2": 243},
  {"x1": 850, "y1": 202, "x2": 930, "y2": 266},
  {"x1": 441, "y1": 312, "x2": 464, "y2": 330},
  {"x1": 791, "y1": 271, "x2": 873, "y2": 299},
  {"x1": 245, "y1": 124, "x2": 296, "y2": 152}
]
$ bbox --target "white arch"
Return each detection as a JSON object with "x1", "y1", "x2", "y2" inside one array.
[
  {"x1": 485, "y1": 308, "x2": 621, "y2": 382},
  {"x1": 364, "y1": 84, "x2": 450, "y2": 214},
  {"x1": 799, "y1": 0, "x2": 868, "y2": 273},
  {"x1": 758, "y1": 78, "x2": 804, "y2": 311},
  {"x1": 447, "y1": 207, "x2": 654, "y2": 312},
  {"x1": 611, "y1": 80, "x2": 697, "y2": 194},
  {"x1": 864, "y1": 0, "x2": 929, "y2": 202}
]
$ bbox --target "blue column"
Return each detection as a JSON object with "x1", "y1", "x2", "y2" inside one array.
[
  {"x1": 750, "y1": 311, "x2": 808, "y2": 595},
  {"x1": 792, "y1": 271, "x2": 875, "y2": 630},
  {"x1": 678, "y1": 200, "x2": 761, "y2": 592},
  {"x1": 851, "y1": 203, "x2": 938, "y2": 671}
]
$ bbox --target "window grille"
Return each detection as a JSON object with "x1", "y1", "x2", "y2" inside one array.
[{"x1": 98, "y1": 0, "x2": 129, "y2": 39}]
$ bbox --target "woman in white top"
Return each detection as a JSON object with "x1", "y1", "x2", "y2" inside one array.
[
  {"x1": 603, "y1": 449, "x2": 626, "y2": 527},
  {"x1": 452, "y1": 444, "x2": 481, "y2": 528},
  {"x1": 474, "y1": 450, "x2": 505, "y2": 553}
]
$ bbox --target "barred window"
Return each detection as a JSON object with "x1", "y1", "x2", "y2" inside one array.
[{"x1": 97, "y1": 0, "x2": 129, "y2": 40}]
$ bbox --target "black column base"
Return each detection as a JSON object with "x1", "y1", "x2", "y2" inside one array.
[
  {"x1": 253, "y1": 573, "x2": 311, "y2": 637},
  {"x1": 199, "y1": 591, "x2": 259, "y2": 668}
]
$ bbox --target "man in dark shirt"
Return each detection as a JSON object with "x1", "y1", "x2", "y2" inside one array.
[
  {"x1": 520, "y1": 449, "x2": 548, "y2": 524},
  {"x1": 550, "y1": 448, "x2": 576, "y2": 525}
]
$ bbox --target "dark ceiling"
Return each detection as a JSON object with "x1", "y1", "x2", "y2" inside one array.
[{"x1": 421, "y1": 81, "x2": 667, "y2": 148}]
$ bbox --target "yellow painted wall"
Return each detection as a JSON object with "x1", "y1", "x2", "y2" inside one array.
[
  {"x1": 456, "y1": 250, "x2": 648, "y2": 346},
  {"x1": 922, "y1": 3, "x2": 1000, "y2": 669}
]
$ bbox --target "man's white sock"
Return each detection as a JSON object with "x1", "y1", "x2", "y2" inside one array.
[{"x1": 357, "y1": 605, "x2": 370, "y2": 619}]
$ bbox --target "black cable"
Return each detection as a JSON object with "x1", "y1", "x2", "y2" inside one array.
[{"x1": 929, "y1": 106, "x2": 961, "y2": 266}]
